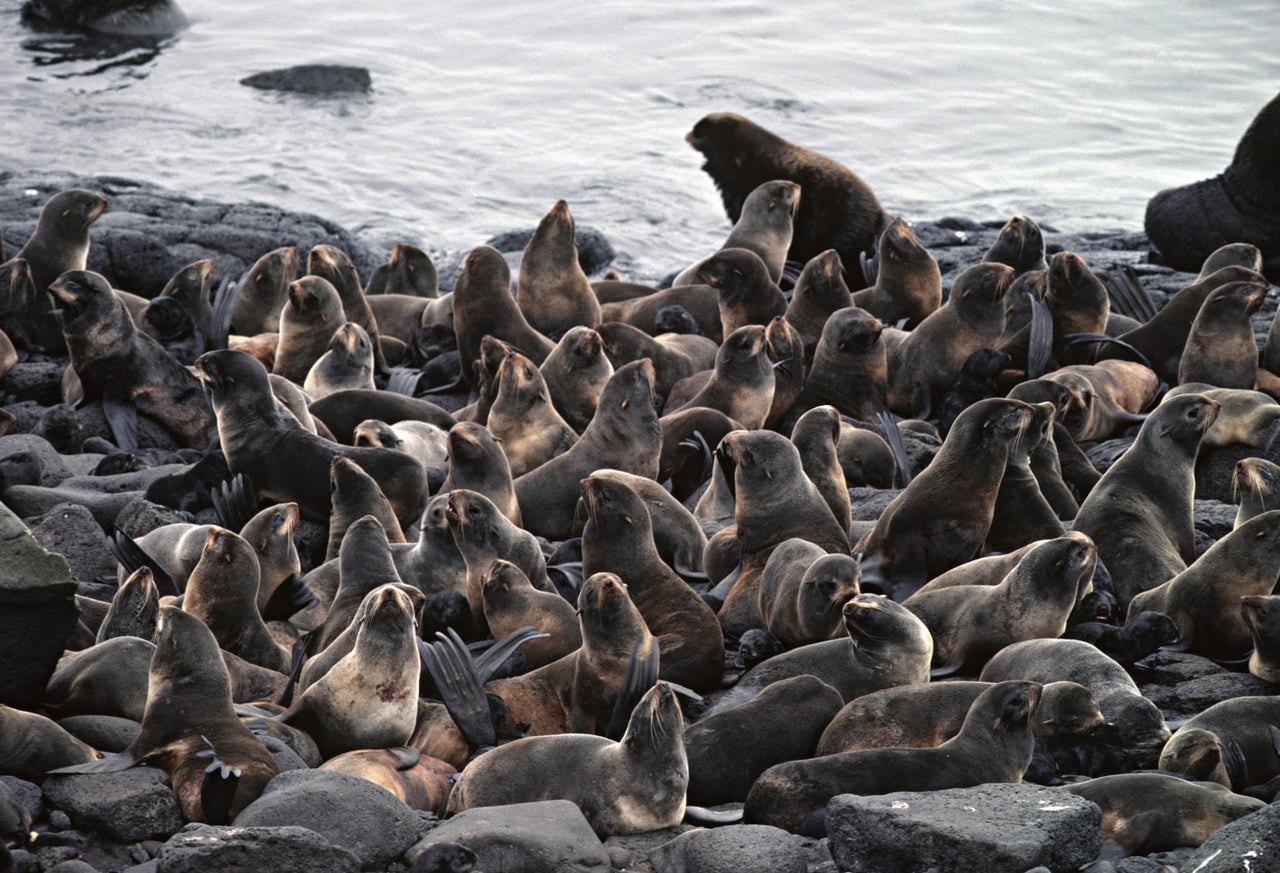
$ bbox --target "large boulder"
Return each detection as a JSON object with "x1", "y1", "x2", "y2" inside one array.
[
  {"x1": 410, "y1": 800, "x2": 610, "y2": 873},
  {"x1": 156, "y1": 823, "x2": 360, "y2": 873},
  {"x1": 649, "y1": 824, "x2": 806, "y2": 873},
  {"x1": 1178, "y1": 803, "x2": 1280, "y2": 872},
  {"x1": 41, "y1": 768, "x2": 185, "y2": 843},
  {"x1": 826, "y1": 783, "x2": 1102, "y2": 873}
]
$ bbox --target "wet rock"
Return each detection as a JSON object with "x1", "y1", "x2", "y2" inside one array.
[
  {"x1": 649, "y1": 824, "x2": 806, "y2": 873},
  {"x1": 42, "y1": 769, "x2": 184, "y2": 843},
  {"x1": 826, "y1": 783, "x2": 1101, "y2": 873},
  {"x1": 0, "y1": 503, "x2": 79, "y2": 707},
  {"x1": 46, "y1": 861, "x2": 102, "y2": 873},
  {"x1": 156, "y1": 823, "x2": 359, "y2": 873},
  {"x1": 409, "y1": 800, "x2": 610, "y2": 873},
  {"x1": 29, "y1": 503, "x2": 115, "y2": 588},
  {"x1": 1178, "y1": 802, "x2": 1280, "y2": 872},
  {"x1": 240, "y1": 65, "x2": 372, "y2": 95},
  {"x1": 232, "y1": 769, "x2": 424, "y2": 870},
  {"x1": 57, "y1": 715, "x2": 141, "y2": 753}
]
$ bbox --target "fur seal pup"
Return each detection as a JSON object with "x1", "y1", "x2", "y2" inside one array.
[
  {"x1": 685, "y1": 675, "x2": 844, "y2": 806},
  {"x1": 1029, "y1": 361, "x2": 1159, "y2": 442},
  {"x1": 440, "y1": 422, "x2": 520, "y2": 526},
  {"x1": 271, "y1": 275, "x2": 346, "y2": 384},
  {"x1": 230, "y1": 246, "x2": 299, "y2": 336},
  {"x1": 453, "y1": 246, "x2": 555, "y2": 388},
  {"x1": 1062, "y1": 611, "x2": 1180, "y2": 668},
  {"x1": 784, "y1": 249, "x2": 853, "y2": 362},
  {"x1": 1178, "y1": 279, "x2": 1268, "y2": 388},
  {"x1": 904, "y1": 532, "x2": 1096, "y2": 675},
  {"x1": 307, "y1": 245, "x2": 388, "y2": 371},
  {"x1": 481, "y1": 559, "x2": 581, "y2": 670},
  {"x1": 686, "y1": 112, "x2": 886, "y2": 283},
  {"x1": 515, "y1": 200, "x2": 601, "y2": 337},
  {"x1": 320, "y1": 748, "x2": 455, "y2": 812},
  {"x1": 672, "y1": 179, "x2": 800, "y2": 286},
  {"x1": 855, "y1": 398, "x2": 1033, "y2": 598},
  {"x1": 1127, "y1": 510, "x2": 1280, "y2": 659},
  {"x1": 580, "y1": 475, "x2": 725, "y2": 691},
  {"x1": 303, "y1": 322, "x2": 375, "y2": 399},
  {"x1": 980, "y1": 638, "x2": 1171, "y2": 756},
  {"x1": 0, "y1": 705, "x2": 98, "y2": 781},
  {"x1": 851, "y1": 217, "x2": 942, "y2": 327},
  {"x1": 485, "y1": 572, "x2": 656, "y2": 737},
  {"x1": 1160, "y1": 697, "x2": 1280, "y2": 790},
  {"x1": 592, "y1": 468, "x2": 708, "y2": 576},
  {"x1": 486, "y1": 351, "x2": 578, "y2": 478},
  {"x1": 715, "y1": 594, "x2": 932, "y2": 711},
  {"x1": 540, "y1": 326, "x2": 613, "y2": 433},
  {"x1": 762, "y1": 315, "x2": 805, "y2": 430},
  {"x1": 984, "y1": 215, "x2": 1048, "y2": 275},
  {"x1": 141, "y1": 296, "x2": 204, "y2": 364},
  {"x1": 1, "y1": 257, "x2": 65, "y2": 353},
  {"x1": 744, "y1": 680, "x2": 1041, "y2": 834},
  {"x1": 1144, "y1": 90, "x2": 1280, "y2": 276},
  {"x1": 513, "y1": 359, "x2": 661, "y2": 540},
  {"x1": 1072, "y1": 393, "x2": 1219, "y2": 610},
  {"x1": 447, "y1": 682, "x2": 687, "y2": 838},
  {"x1": 51, "y1": 607, "x2": 279, "y2": 824},
  {"x1": 1063, "y1": 773, "x2": 1265, "y2": 856},
  {"x1": 1241, "y1": 594, "x2": 1280, "y2": 684},
  {"x1": 757, "y1": 538, "x2": 861, "y2": 647},
  {"x1": 669, "y1": 324, "x2": 774, "y2": 429},
  {"x1": 886, "y1": 262, "x2": 1012, "y2": 417},
  {"x1": 48, "y1": 271, "x2": 215, "y2": 449},
  {"x1": 696, "y1": 248, "x2": 788, "y2": 337},
  {"x1": 596, "y1": 321, "x2": 717, "y2": 398},
  {"x1": 195, "y1": 350, "x2": 427, "y2": 526},
  {"x1": 2, "y1": 189, "x2": 107, "y2": 303},
  {"x1": 789, "y1": 404, "x2": 851, "y2": 528}
]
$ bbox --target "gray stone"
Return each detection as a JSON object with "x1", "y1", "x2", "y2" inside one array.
[
  {"x1": 114, "y1": 498, "x2": 188, "y2": 539},
  {"x1": 849, "y1": 487, "x2": 901, "y2": 522},
  {"x1": 826, "y1": 783, "x2": 1102, "y2": 873},
  {"x1": 156, "y1": 823, "x2": 359, "y2": 873},
  {"x1": 1193, "y1": 499, "x2": 1238, "y2": 556},
  {"x1": 1134, "y1": 651, "x2": 1223, "y2": 685},
  {"x1": 1141, "y1": 673, "x2": 1275, "y2": 720},
  {"x1": 602, "y1": 825, "x2": 694, "y2": 870},
  {"x1": 0, "y1": 503, "x2": 80, "y2": 707},
  {"x1": 29, "y1": 504, "x2": 115, "y2": 589},
  {"x1": 649, "y1": 824, "x2": 806, "y2": 873},
  {"x1": 42, "y1": 768, "x2": 185, "y2": 843},
  {"x1": 260, "y1": 736, "x2": 308, "y2": 773},
  {"x1": 232, "y1": 769, "x2": 424, "y2": 870},
  {"x1": 412, "y1": 800, "x2": 610, "y2": 873},
  {"x1": 0, "y1": 434, "x2": 75, "y2": 486},
  {"x1": 46, "y1": 862, "x2": 102, "y2": 873},
  {"x1": 6, "y1": 848, "x2": 37, "y2": 873},
  {"x1": 4, "y1": 485, "x2": 141, "y2": 529},
  {"x1": 57, "y1": 715, "x2": 141, "y2": 753},
  {"x1": 240, "y1": 65, "x2": 372, "y2": 95},
  {"x1": 0, "y1": 776, "x2": 42, "y2": 821},
  {"x1": 0, "y1": 777, "x2": 32, "y2": 847},
  {"x1": 1177, "y1": 801, "x2": 1280, "y2": 872}
]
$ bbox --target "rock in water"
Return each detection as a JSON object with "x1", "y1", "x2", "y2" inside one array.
[{"x1": 240, "y1": 65, "x2": 372, "y2": 95}]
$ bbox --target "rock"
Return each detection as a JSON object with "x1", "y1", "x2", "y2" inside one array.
[
  {"x1": 0, "y1": 503, "x2": 79, "y2": 707},
  {"x1": 29, "y1": 503, "x2": 115, "y2": 588},
  {"x1": 1178, "y1": 803, "x2": 1280, "y2": 872},
  {"x1": 1, "y1": 362, "x2": 64, "y2": 406},
  {"x1": 826, "y1": 783, "x2": 1102, "y2": 873},
  {"x1": 1193, "y1": 499, "x2": 1238, "y2": 556},
  {"x1": 46, "y1": 861, "x2": 102, "y2": 873},
  {"x1": 231, "y1": 769, "x2": 424, "y2": 870},
  {"x1": 0, "y1": 777, "x2": 32, "y2": 846},
  {"x1": 156, "y1": 823, "x2": 360, "y2": 873},
  {"x1": 1133, "y1": 651, "x2": 1223, "y2": 685},
  {"x1": 1114, "y1": 848, "x2": 1191, "y2": 873},
  {"x1": 260, "y1": 737, "x2": 307, "y2": 773},
  {"x1": 57, "y1": 715, "x2": 141, "y2": 753},
  {"x1": 240, "y1": 65, "x2": 372, "y2": 95},
  {"x1": 0, "y1": 435, "x2": 79, "y2": 486},
  {"x1": 649, "y1": 824, "x2": 806, "y2": 873},
  {"x1": 6, "y1": 848, "x2": 38, "y2": 873},
  {"x1": 411, "y1": 800, "x2": 610, "y2": 873},
  {"x1": 1134, "y1": 652, "x2": 1276, "y2": 718},
  {"x1": 3, "y1": 485, "x2": 140, "y2": 529},
  {"x1": 0, "y1": 776, "x2": 42, "y2": 821},
  {"x1": 848, "y1": 487, "x2": 901, "y2": 522},
  {"x1": 42, "y1": 769, "x2": 185, "y2": 843},
  {"x1": 602, "y1": 825, "x2": 694, "y2": 870},
  {"x1": 114, "y1": 497, "x2": 188, "y2": 538}
]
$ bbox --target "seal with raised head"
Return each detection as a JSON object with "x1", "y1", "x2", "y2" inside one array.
[
  {"x1": 515, "y1": 200, "x2": 601, "y2": 337},
  {"x1": 486, "y1": 351, "x2": 578, "y2": 478},
  {"x1": 984, "y1": 215, "x2": 1047, "y2": 275},
  {"x1": 230, "y1": 245, "x2": 299, "y2": 336},
  {"x1": 852, "y1": 217, "x2": 942, "y2": 327},
  {"x1": 439, "y1": 422, "x2": 520, "y2": 526},
  {"x1": 271, "y1": 275, "x2": 346, "y2": 384},
  {"x1": 672, "y1": 179, "x2": 800, "y2": 286},
  {"x1": 757, "y1": 538, "x2": 861, "y2": 647},
  {"x1": 784, "y1": 249, "x2": 853, "y2": 362},
  {"x1": 668, "y1": 324, "x2": 774, "y2": 429},
  {"x1": 1178, "y1": 278, "x2": 1268, "y2": 388},
  {"x1": 3, "y1": 189, "x2": 107, "y2": 300},
  {"x1": 453, "y1": 246, "x2": 555, "y2": 387},
  {"x1": 686, "y1": 112, "x2": 886, "y2": 283},
  {"x1": 303, "y1": 322, "x2": 375, "y2": 400},
  {"x1": 539, "y1": 325, "x2": 613, "y2": 433}
]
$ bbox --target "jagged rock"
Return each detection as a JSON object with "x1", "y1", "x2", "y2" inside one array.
[
  {"x1": 409, "y1": 800, "x2": 610, "y2": 873},
  {"x1": 826, "y1": 783, "x2": 1101, "y2": 873},
  {"x1": 848, "y1": 486, "x2": 901, "y2": 522},
  {"x1": 113, "y1": 498, "x2": 188, "y2": 539},
  {"x1": 0, "y1": 776, "x2": 42, "y2": 821},
  {"x1": 1178, "y1": 803, "x2": 1280, "y2": 872},
  {"x1": 156, "y1": 823, "x2": 359, "y2": 873},
  {"x1": 649, "y1": 824, "x2": 806, "y2": 873},
  {"x1": 42, "y1": 769, "x2": 184, "y2": 843},
  {"x1": 29, "y1": 503, "x2": 115, "y2": 588}
]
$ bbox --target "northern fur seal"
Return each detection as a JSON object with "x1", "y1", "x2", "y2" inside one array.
[
  {"x1": 1159, "y1": 696, "x2": 1280, "y2": 790},
  {"x1": 516, "y1": 200, "x2": 601, "y2": 336},
  {"x1": 194, "y1": 350, "x2": 427, "y2": 526},
  {"x1": 540, "y1": 326, "x2": 613, "y2": 433},
  {"x1": 757, "y1": 538, "x2": 861, "y2": 647},
  {"x1": 984, "y1": 215, "x2": 1048, "y2": 275},
  {"x1": 669, "y1": 324, "x2": 774, "y2": 429},
  {"x1": 1164, "y1": 386, "x2": 1280, "y2": 449},
  {"x1": 440, "y1": 422, "x2": 520, "y2": 526},
  {"x1": 1234, "y1": 458, "x2": 1280, "y2": 527},
  {"x1": 307, "y1": 244, "x2": 388, "y2": 375},
  {"x1": 1241, "y1": 594, "x2": 1280, "y2": 684},
  {"x1": 686, "y1": 112, "x2": 886, "y2": 283},
  {"x1": 446, "y1": 683, "x2": 688, "y2": 838},
  {"x1": 230, "y1": 246, "x2": 299, "y2": 336},
  {"x1": 784, "y1": 249, "x2": 853, "y2": 362},
  {"x1": 271, "y1": 275, "x2": 346, "y2": 384},
  {"x1": 481, "y1": 559, "x2": 581, "y2": 670},
  {"x1": 452, "y1": 246, "x2": 555, "y2": 387},
  {"x1": 851, "y1": 217, "x2": 942, "y2": 327},
  {"x1": 486, "y1": 351, "x2": 577, "y2": 477},
  {"x1": 304, "y1": 322, "x2": 375, "y2": 399},
  {"x1": 697, "y1": 248, "x2": 788, "y2": 338},
  {"x1": 786, "y1": 306, "x2": 887, "y2": 425},
  {"x1": 366, "y1": 242, "x2": 438, "y2": 298},
  {"x1": 1178, "y1": 279, "x2": 1268, "y2": 388},
  {"x1": 744, "y1": 680, "x2": 1041, "y2": 833},
  {"x1": 673, "y1": 179, "x2": 800, "y2": 286},
  {"x1": 2, "y1": 189, "x2": 107, "y2": 299}
]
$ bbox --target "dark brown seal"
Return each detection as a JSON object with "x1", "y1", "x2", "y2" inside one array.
[
  {"x1": 852, "y1": 217, "x2": 942, "y2": 327},
  {"x1": 784, "y1": 249, "x2": 853, "y2": 362},
  {"x1": 1178, "y1": 279, "x2": 1268, "y2": 388},
  {"x1": 673, "y1": 179, "x2": 800, "y2": 286},
  {"x1": 669, "y1": 324, "x2": 774, "y2": 429},
  {"x1": 271, "y1": 275, "x2": 346, "y2": 384},
  {"x1": 539, "y1": 326, "x2": 613, "y2": 433},
  {"x1": 516, "y1": 200, "x2": 601, "y2": 336},
  {"x1": 452, "y1": 246, "x2": 555, "y2": 387},
  {"x1": 786, "y1": 306, "x2": 887, "y2": 425}
]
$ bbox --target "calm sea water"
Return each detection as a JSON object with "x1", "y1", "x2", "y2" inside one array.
[{"x1": 3, "y1": 0, "x2": 1278, "y2": 280}]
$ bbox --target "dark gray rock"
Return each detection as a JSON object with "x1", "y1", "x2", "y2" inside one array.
[
  {"x1": 29, "y1": 503, "x2": 115, "y2": 588},
  {"x1": 1141, "y1": 672, "x2": 1276, "y2": 720},
  {"x1": 483, "y1": 225, "x2": 617, "y2": 279},
  {"x1": 6, "y1": 848, "x2": 38, "y2": 873},
  {"x1": 57, "y1": 715, "x2": 141, "y2": 753},
  {"x1": 848, "y1": 486, "x2": 901, "y2": 522},
  {"x1": 3, "y1": 484, "x2": 141, "y2": 529},
  {"x1": 114, "y1": 497, "x2": 188, "y2": 538},
  {"x1": 1133, "y1": 651, "x2": 1223, "y2": 685},
  {"x1": 1, "y1": 362, "x2": 64, "y2": 406},
  {"x1": 156, "y1": 823, "x2": 360, "y2": 873},
  {"x1": 0, "y1": 775, "x2": 42, "y2": 821},
  {"x1": 0, "y1": 435, "x2": 85, "y2": 486},
  {"x1": 1193, "y1": 499, "x2": 1238, "y2": 557},
  {"x1": 601, "y1": 825, "x2": 694, "y2": 870},
  {"x1": 1178, "y1": 803, "x2": 1280, "y2": 872},
  {"x1": 649, "y1": 824, "x2": 806, "y2": 873},
  {"x1": 0, "y1": 503, "x2": 79, "y2": 707},
  {"x1": 231, "y1": 769, "x2": 424, "y2": 870},
  {"x1": 42, "y1": 768, "x2": 184, "y2": 843},
  {"x1": 1115, "y1": 848, "x2": 1191, "y2": 873},
  {"x1": 411, "y1": 800, "x2": 609, "y2": 873},
  {"x1": 260, "y1": 736, "x2": 308, "y2": 773},
  {"x1": 826, "y1": 783, "x2": 1102, "y2": 873},
  {"x1": 46, "y1": 861, "x2": 102, "y2": 873},
  {"x1": 240, "y1": 65, "x2": 372, "y2": 95},
  {"x1": 0, "y1": 777, "x2": 32, "y2": 847}
]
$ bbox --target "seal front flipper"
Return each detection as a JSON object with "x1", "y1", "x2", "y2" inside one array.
[
  {"x1": 547, "y1": 561, "x2": 585, "y2": 597},
  {"x1": 196, "y1": 734, "x2": 242, "y2": 825},
  {"x1": 211, "y1": 472, "x2": 257, "y2": 532},
  {"x1": 604, "y1": 637, "x2": 661, "y2": 740},
  {"x1": 876, "y1": 409, "x2": 913, "y2": 487},
  {"x1": 101, "y1": 397, "x2": 139, "y2": 453},
  {"x1": 387, "y1": 746, "x2": 422, "y2": 770},
  {"x1": 1101, "y1": 265, "x2": 1157, "y2": 323},
  {"x1": 1026, "y1": 293, "x2": 1052, "y2": 378},
  {"x1": 48, "y1": 751, "x2": 135, "y2": 774},
  {"x1": 207, "y1": 275, "x2": 238, "y2": 352},
  {"x1": 274, "y1": 634, "x2": 313, "y2": 707},
  {"x1": 386, "y1": 366, "x2": 422, "y2": 397},
  {"x1": 419, "y1": 629, "x2": 496, "y2": 749},
  {"x1": 261, "y1": 572, "x2": 319, "y2": 622},
  {"x1": 1064, "y1": 333, "x2": 1154, "y2": 372},
  {"x1": 472, "y1": 625, "x2": 548, "y2": 680},
  {"x1": 109, "y1": 529, "x2": 180, "y2": 597}
]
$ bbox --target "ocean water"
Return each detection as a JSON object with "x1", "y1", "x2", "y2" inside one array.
[{"x1": 2, "y1": 0, "x2": 1278, "y2": 280}]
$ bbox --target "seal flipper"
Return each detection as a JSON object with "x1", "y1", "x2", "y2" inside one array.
[
  {"x1": 929, "y1": 654, "x2": 970, "y2": 680},
  {"x1": 1223, "y1": 738, "x2": 1250, "y2": 790},
  {"x1": 211, "y1": 473, "x2": 258, "y2": 533},
  {"x1": 876, "y1": 409, "x2": 914, "y2": 487},
  {"x1": 418, "y1": 629, "x2": 496, "y2": 750},
  {"x1": 109, "y1": 529, "x2": 180, "y2": 598},
  {"x1": 1064, "y1": 333, "x2": 1155, "y2": 371},
  {"x1": 386, "y1": 367, "x2": 422, "y2": 397},
  {"x1": 196, "y1": 734, "x2": 242, "y2": 826},
  {"x1": 102, "y1": 397, "x2": 139, "y2": 453},
  {"x1": 1101, "y1": 265, "x2": 1157, "y2": 323},
  {"x1": 707, "y1": 565, "x2": 741, "y2": 602},
  {"x1": 473, "y1": 626, "x2": 547, "y2": 681},
  {"x1": 387, "y1": 747, "x2": 422, "y2": 770},
  {"x1": 604, "y1": 637, "x2": 661, "y2": 740},
  {"x1": 419, "y1": 373, "x2": 468, "y2": 395},
  {"x1": 547, "y1": 561, "x2": 585, "y2": 598},
  {"x1": 684, "y1": 806, "x2": 745, "y2": 826},
  {"x1": 207, "y1": 274, "x2": 238, "y2": 352},
  {"x1": 859, "y1": 247, "x2": 878, "y2": 288},
  {"x1": 1026, "y1": 293, "x2": 1052, "y2": 378},
  {"x1": 48, "y1": 750, "x2": 135, "y2": 774},
  {"x1": 274, "y1": 634, "x2": 313, "y2": 707},
  {"x1": 261, "y1": 572, "x2": 320, "y2": 622}
]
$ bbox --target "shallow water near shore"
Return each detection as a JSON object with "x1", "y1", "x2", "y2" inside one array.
[{"x1": 2, "y1": 0, "x2": 1278, "y2": 280}]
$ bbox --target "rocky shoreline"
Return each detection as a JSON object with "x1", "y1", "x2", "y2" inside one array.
[{"x1": 2, "y1": 173, "x2": 1279, "y2": 873}]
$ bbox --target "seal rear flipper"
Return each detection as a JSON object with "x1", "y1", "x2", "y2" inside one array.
[
  {"x1": 547, "y1": 561, "x2": 585, "y2": 598},
  {"x1": 707, "y1": 565, "x2": 741, "y2": 601},
  {"x1": 386, "y1": 366, "x2": 422, "y2": 397},
  {"x1": 101, "y1": 397, "x2": 139, "y2": 453},
  {"x1": 419, "y1": 373, "x2": 467, "y2": 395},
  {"x1": 211, "y1": 472, "x2": 258, "y2": 532},
  {"x1": 48, "y1": 751, "x2": 135, "y2": 774},
  {"x1": 419, "y1": 630, "x2": 496, "y2": 749},
  {"x1": 387, "y1": 747, "x2": 422, "y2": 770},
  {"x1": 684, "y1": 805, "x2": 744, "y2": 827},
  {"x1": 109, "y1": 529, "x2": 180, "y2": 598},
  {"x1": 196, "y1": 735, "x2": 242, "y2": 826},
  {"x1": 473, "y1": 626, "x2": 548, "y2": 680},
  {"x1": 876, "y1": 409, "x2": 914, "y2": 487},
  {"x1": 604, "y1": 637, "x2": 661, "y2": 740},
  {"x1": 261, "y1": 572, "x2": 319, "y2": 623},
  {"x1": 929, "y1": 654, "x2": 969, "y2": 680},
  {"x1": 1026, "y1": 293, "x2": 1053, "y2": 378},
  {"x1": 1222, "y1": 738, "x2": 1250, "y2": 790},
  {"x1": 206, "y1": 274, "x2": 238, "y2": 352},
  {"x1": 274, "y1": 635, "x2": 313, "y2": 707},
  {"x1": 1101, "y1": 265, "x2": 1157, "y2": 323}
]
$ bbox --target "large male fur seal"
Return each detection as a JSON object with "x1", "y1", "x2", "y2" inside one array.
[{"x1": 686, "y1": 112, "x2": 886, "y2": 283}]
